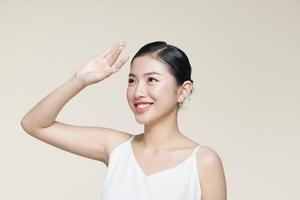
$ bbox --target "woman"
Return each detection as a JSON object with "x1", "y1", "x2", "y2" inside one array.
[{"x1": 21, "y1": 41, "x2": 227, "y2": 200}]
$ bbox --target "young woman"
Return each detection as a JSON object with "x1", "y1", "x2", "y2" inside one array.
[{"x1": 21, "y1": 41, "x2": 227, "y2": 200}]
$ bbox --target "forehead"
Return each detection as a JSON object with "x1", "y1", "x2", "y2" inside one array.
[{"x1": 130, "y1": 55, "x2": 171, "y2": 75}]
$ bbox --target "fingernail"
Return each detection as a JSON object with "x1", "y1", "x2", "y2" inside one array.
[{"x1": 119, "y1": 41, "x2": 126, "y2": 46}]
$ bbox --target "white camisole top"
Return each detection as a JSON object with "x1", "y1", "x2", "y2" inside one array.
[{"x1": 101, "y1": 135, "x2": 202, "y2": 200}]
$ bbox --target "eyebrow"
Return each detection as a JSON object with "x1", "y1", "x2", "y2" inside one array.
[{"x1": 128, "y1": 72, "x2": 162, "y2": 77}]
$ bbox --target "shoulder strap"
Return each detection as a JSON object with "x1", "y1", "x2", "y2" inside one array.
[{"x1": 193, "y1": 144, "x2": 206, "y2": 155}]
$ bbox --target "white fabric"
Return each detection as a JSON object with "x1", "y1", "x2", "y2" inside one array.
[{"x1": 101, "y1": 135, "x2": 202, "y2": 200}]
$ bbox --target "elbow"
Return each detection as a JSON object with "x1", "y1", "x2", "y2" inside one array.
[
  {"x1": 20, "y1": 117, "x2": 33, "y2": 134},
  {"x1": 20, "y1": 117, "x2": 52, "y2": 135}
]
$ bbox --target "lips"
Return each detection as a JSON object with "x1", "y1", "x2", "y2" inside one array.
[
  {"x1": 134, "y1": 102, "x2": 153, "y2": 107},
  {"x1": 133, "y1": 102, "x2": 153, "y2": 114},
  {"x1": 134, "y1": 100, "x2": 153, "y2": 106}
]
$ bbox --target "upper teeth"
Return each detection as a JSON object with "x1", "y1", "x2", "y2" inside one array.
[{"x1": 136, "y1": 103, "x2": 151, "y2": 108}]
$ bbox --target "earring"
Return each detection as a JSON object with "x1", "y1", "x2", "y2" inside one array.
[{"x1": 178, "y1": 101, "x2": 183, "y2": 106}]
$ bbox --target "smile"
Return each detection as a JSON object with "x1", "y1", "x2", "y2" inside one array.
[{"x1": 134, "y1": 103, "x2": 153, "y2": 114}]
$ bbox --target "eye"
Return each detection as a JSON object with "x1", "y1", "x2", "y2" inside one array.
[
  {"x1": 148, "y1": 77, "x2": 158, "y2": 83},
  {"x1": 128, "y1": 78, "x2": 135, "y2": 84}
]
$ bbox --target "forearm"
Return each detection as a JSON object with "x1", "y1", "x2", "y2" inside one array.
[
  {"x1": 21, "y1": 41, "x2": 127, "y2": 133},
  {"x1": 21, "y1": 76, "x2": 86, "y2": 132}
]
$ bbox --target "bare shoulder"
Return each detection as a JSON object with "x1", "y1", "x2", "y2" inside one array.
[
  {"x1": 105, "y1": 131, "x2": 133, "y2": 155},
  {"x1": 196, "y1": 146, "x2": 223, "y2": 166},
  {"x1": 104, "y1": 130, "x2": 133, "y2": 165},
  {"x1": 196, "y1": 146, "x2": 227, "y2": 200}
]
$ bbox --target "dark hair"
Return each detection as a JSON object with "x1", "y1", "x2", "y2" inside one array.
[{"x1": 130, "y1": 41, "x2": 194, "y2": 88}]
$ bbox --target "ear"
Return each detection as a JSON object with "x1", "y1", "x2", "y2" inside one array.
[{"x1": 177, "y1": 81, "x2": 193, "y2": 102}]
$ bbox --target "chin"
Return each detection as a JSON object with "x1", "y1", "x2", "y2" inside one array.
[
  {"x1": 133, "y1": 113, "x2": 157, "y2": 125},
  {"x1": 134, "y1": 114, "x2": 162, "y2": 126},
  {"x1": 134, "y1": 116, "x2": 149, "y2": 125}
]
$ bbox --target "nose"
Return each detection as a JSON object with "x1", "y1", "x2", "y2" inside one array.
[{"x1": 134, "y1": 82, "x2": 147, "y2": 99}]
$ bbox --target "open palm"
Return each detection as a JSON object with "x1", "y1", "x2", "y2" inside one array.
[{"x1": 74, "y1": 42, "x2": 129, "y2": 86}]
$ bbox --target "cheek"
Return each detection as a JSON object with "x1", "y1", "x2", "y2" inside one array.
[
  {"x1": 154, "y1": 83, "x2": 177, "y2": 96},
  {"x1": 126, "y1": 87, "x2": 135, "y2": 103},
  {"x1": 126, "y1": 90, "x2": 134, "y2": 110}
]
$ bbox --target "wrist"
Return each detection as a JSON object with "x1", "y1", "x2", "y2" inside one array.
[{"x1": 70, "y1": 75, "x2": 87, "y2": 90}]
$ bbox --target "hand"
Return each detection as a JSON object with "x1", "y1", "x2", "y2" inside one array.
[{"x1": 73, "y1": 41, "x2": 129, "y2": 86}]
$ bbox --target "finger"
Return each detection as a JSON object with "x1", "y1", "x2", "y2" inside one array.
[
  {"x1": 101, "y1": 41, "x2": 121, "y2": 56},
  {"x1": 106, "y1": 43, "x2": 126, "y2": 66},
  {"x1": 102, "y1": 41, "x2": 125, "y2": 58},
  {"x1": 110, "y1": 56, "x2": 130, "y2": 73}
]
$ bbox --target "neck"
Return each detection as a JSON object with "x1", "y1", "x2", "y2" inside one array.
[{"x1": 140, "y1": 108, "x2": 182, "y2": 151}]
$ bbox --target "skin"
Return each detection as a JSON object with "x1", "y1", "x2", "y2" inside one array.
[
  {"x1": 127, "y1": 54, "x2": 192, "y2": 149},
  {"x1": 20, "y1": 41, "x2": 227, "y2": 200},
  {"x1": 127, "y1": 55, "x2": 227, "y2": 200}
]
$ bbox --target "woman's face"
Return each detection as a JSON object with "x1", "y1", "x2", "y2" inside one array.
[{"x1": 126, "y1": 55, "x2": 180, "y2": 124}]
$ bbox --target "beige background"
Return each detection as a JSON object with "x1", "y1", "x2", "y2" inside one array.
[{"x1": 1, "y1": 0, "x2": 299, "y2": 199}]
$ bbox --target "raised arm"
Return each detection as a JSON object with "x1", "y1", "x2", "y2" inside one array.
[{"x1": 20, "y1": 41, "x2": 130, "y2": 165}]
